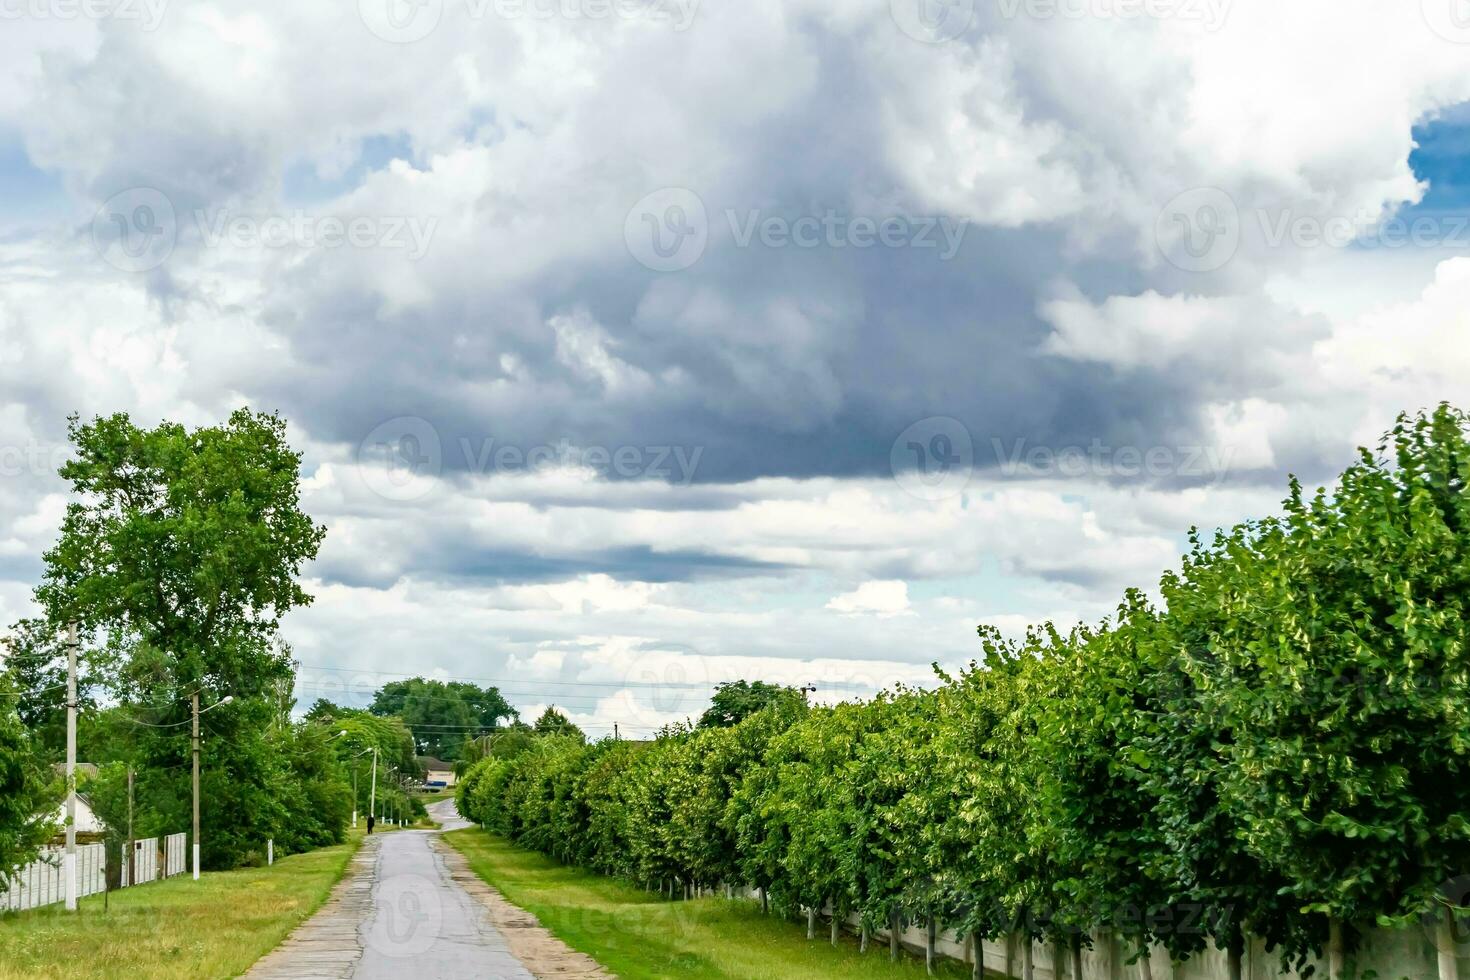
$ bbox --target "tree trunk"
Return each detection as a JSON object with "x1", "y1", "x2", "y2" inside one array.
[
  {"x1": 1227, "y1": 945, "x2": 1243, "y2": 980},
  {"x1": 1053, "y1": 939, "x2": 1066, "y2": 980},
  {"x1": 973, "y1": 932, "x2": 985, "y2": 980},
  {"x1": 1072, "y1": 934, "x2": 1085, "y2": 980},
  {"x1": 1328, "y1": 918, "x2": 1345, "y2": 980},
  {"x1": 926, "y1": 916, "x2": 938, "y2": 975},
  {"x1": 891, "y1": 909, "x2": 902, "y2": 961},
  {"x1": 1137, "y1": 941, "x2": 1154, "y2": 980},
  {"x1": 1005, "y1": 931, "x2": 1015, "y2": 979},
  {"x1": 761, "y1": 887, "x2": 769, "y2": 915},
  {"x1": 831, "y1": 902, "x2": 840, "y2": 946},
  {"x1": 1023, "y1": 933, "x2": 1034, "y2": 980},
  {"x1": 1439, "y1": 906, "x2": 1459, "y2": 980},
  {"x1": 808, "y1": 906, "x2": 816, "y2": 940},
  {"x1": 861, "y1": 923, "x2": 869, "y2": 954}
]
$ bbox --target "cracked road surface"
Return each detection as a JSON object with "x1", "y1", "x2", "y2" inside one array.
[{"x1": 245, "y1": 804, "x2": 534, "y2": 980}]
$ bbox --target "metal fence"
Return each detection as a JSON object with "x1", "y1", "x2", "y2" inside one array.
[{"x1": 0, "y1": 843, "x2": 106, "y2": 912}]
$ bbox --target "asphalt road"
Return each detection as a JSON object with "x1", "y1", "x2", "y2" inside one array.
[
  {"x1": 245, "y1": 799, "x2": 534, "y2": 980},
  {"x1": 353, "y1": 828, "x2": 533, "y2": 980}
]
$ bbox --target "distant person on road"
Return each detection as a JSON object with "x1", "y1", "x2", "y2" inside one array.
[{"x1": 367, "y1": 813, "x2": 375, "y2": 834}]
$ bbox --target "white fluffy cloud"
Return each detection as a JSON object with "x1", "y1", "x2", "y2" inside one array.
[{"x1": 1, "y1": 1, "x2": 1468, "y2": 725}]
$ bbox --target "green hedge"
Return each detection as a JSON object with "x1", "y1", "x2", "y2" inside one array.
[{"x1": 458, "y1": 405, "x2": 1470, "y2": 970}]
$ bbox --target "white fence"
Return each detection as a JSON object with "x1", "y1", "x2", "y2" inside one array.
[
  {"x1": 2, "y1": 831, "x2": 191, "y2": 913},
  {"x1": 0, "y1": 843, "x2": 106, "y2": 912},
  {"x1": 164, "y1": 833, "x2": 185, "y2": 878},
  {"x1": 120, "y1": 837, "x2": 159, "y2": 888}
]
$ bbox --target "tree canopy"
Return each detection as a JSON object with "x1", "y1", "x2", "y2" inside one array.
[
  {"x1": 697, "y1": 680, "x2": 805, "y2": 729},
  {"x1": 368, "y1": 678, "x2": 517, "y2": 760}
]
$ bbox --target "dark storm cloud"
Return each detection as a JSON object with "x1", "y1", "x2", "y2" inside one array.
[{"x1": 251, "y1": 212, "x2": 1231, "y2": 493}]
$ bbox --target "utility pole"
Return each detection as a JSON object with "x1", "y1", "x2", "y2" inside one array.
[
  {"x1": 352, "y1": 763, "x2": 358, "y2": 829},
  {"x1": 192, "y1": 691, "x2": 201, "y2": 881},
  {"x1": 614, "y1": 722, "x2": 619, "y2": 741},
  {"x1": 64, "y1": 622, "x2": 78, "y2": 911},
  {"x1": 800, "y1": 684, "x2": 817, "y2": 702},
  {"x1": 369, "y1": 748, "x2": 378, "y2": 831},
  {"x1": 127, "y1": 767, "x2": 135, "y2": 888}
]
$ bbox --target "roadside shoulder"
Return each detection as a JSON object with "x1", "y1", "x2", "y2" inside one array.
[
  {"x1": 434, "y1": 834, "x2": 613, "y2": 980},
  {"x1": 241, "y1": 835, "x2": 380, "y2": 980}
]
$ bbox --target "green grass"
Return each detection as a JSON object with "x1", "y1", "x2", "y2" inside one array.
[
  {"x1": 0, "y1": 832, "x2": 363, "y2": 980},
  {"x1": 444, "y1": 829, "x2": 975, "y2": 980}
]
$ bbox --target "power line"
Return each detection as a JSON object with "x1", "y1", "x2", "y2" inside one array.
[
  {"x1": 293, "y1": 661, "x2": 720, "y2": 691},
  {"x1": 0, "y1": 682, "x2": 68, "y2": 698}
]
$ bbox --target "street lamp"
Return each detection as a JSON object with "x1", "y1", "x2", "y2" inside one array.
[
  {"x1": 191, "y1": 692, "x2": 233, "y2": 881},
  {"x1": 388, "y1": 766, "x2": 399, "y2": 826},
  {"x1": 349, "y1": 746, "x2": 376, "y2": 830}
]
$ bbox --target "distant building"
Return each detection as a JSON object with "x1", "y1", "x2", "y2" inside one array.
[
  {"x1": 417, "y1": 757, "x2": 456, "y2": 789},
  {"x1": 52, "y1": 794, "x2": 106, "y2": 835},
  {"x1": 49, "y1": 764, "x2": 106, "y2": 836}
]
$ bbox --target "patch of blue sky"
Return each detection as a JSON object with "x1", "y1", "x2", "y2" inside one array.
[
  {"x1": 1408, "y1": 102, "x2": 1470, "y2": 214},
  {"x1": 281, "y1": 132, "x2": 417, "y2": 206},
  {"x1": 0, "y1": 128, "x2": 68, "y2": 227}
]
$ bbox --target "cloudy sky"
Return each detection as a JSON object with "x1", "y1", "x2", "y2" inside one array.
[{"x1": 2, "y1": 0, "x2": 1469, "y2": 737}]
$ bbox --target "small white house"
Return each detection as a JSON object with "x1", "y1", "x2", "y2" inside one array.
[
  {"x1": 49, "y1": 764, "x2": 107, "y2": 835},
  {"x1": 54, "y1": 794, "x2": 106, "y2": 835}
]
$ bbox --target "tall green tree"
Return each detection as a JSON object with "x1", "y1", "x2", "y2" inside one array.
[
  {"x1": 38, "y1": 409, "x2": 324, "y2": 689},
  {"x1": 36, "y1": 409, "x2": 326, "y2": 869},
  {"x1": 697, "y1": 680, "x2": 804, "y2": 729},
  {"x1": 533, "y1": 706, "x2": 586, "y2": 742},
  {"x1": 369, "y1": 678, "x2": 517, "y2": 759}
]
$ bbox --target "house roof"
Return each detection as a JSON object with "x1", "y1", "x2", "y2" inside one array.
[
  {"x1": 416, "y1": 756, "x2": 453, "y2": 771},
  {"x1": 52, "y1": 762, "x2": 100, "y2": 780}
]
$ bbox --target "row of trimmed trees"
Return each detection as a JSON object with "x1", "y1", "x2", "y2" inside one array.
[{"x1": 458, "y1": 405, "x2": 1470, "y2": 976}]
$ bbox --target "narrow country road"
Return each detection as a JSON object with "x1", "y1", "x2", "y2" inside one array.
[
  {"x1": 244, "y1": 798, "x2": 601, "y2": 980},
  {"x1": 352, "y1": 827, "x2": 533, "y2": 980}
]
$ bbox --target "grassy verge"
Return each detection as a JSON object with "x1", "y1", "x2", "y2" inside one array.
[
  {"x1": 444, "y1": 828, "x2": 973, "y2": 980},
  {"x1": 0, "y1": 831, "x2": 364, "y2": 980}
]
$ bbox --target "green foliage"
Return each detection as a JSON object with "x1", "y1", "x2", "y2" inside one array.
[
  {"x1": 0, "y1": 671, "x2": 59, "y2": 882},
  {"x1": 532, "y1": 707, "x2": 586, "y2": 742},
  {"x1": 38, "y1": 409, "x2": 325, "y2": 688},
  {"x1": 1162, "y1": 404, "x2": 1470, "y2": 958},
  {"x1": 697, "y1": 680, "x2": 805, "y2": 729},
  {"x1": 27, "y1": 409, "x2": 347, "y2": 870},
  {"x1": 453, "y1": 405, "x2": 1470, "y2": 968},
  {"x1": 369, "y1": 678, "x2": 517, "y2": 760}
]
